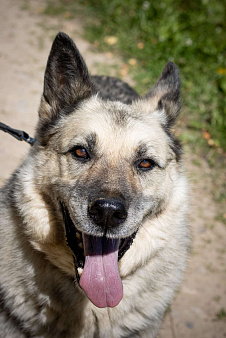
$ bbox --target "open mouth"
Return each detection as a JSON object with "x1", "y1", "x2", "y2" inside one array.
[{"x1": 60, "y1": 202, "x2": 137, "y2": 308}]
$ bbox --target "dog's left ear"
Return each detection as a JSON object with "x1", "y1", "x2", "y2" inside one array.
[
  {"x1": 146, "y1": 62, "x2": 181, "y2": 127},
  {"x1": 39, "y1": 32, "x2": 93, "y2": 123}
]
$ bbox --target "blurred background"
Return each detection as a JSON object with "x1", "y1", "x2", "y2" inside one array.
[{"x1": 0, "y1": 0, "x2": 225, "y2": 337}]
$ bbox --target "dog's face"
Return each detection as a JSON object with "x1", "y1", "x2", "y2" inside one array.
[
  {"x1": 38, "y1": 98, "x2": 178, "y2": 239},
  {"x1": 33, "y1": 33, "x2": 182, "y2": 308}
]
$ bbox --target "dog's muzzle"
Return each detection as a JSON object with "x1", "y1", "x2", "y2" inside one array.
[{"x1": 60, "y1": 201, "x2": 137, "y2": 309}]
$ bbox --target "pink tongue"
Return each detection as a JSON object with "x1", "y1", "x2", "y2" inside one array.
[{"x1": 79, "y1": 234, "x2": 123, "y2": 308}]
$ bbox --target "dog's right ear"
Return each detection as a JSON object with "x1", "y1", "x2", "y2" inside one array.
[{"x1": 39, "y1": 32, "x2": 93, "y2": 124}]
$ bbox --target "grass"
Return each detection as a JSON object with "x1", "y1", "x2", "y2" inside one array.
[
  {"x1": 43, "y1": 0, "x2": 226, "y2": 153},
  {"x1": 216, "y1": 308, "x2": 226, "y2": 321},
  {"x1": 215, "y1": 213, "x2": 226, "y2": 225}
]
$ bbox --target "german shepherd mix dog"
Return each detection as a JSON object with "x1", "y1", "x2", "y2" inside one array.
[{"x1": 0, "y1": 33, "x2": 190, "y2": 337}]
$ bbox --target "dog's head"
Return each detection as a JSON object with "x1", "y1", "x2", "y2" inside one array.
[{"x1": 33, "y1": 32, "x2": 182, "y2": 308}]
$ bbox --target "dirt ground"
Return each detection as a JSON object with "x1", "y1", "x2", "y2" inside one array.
[{"x1": 0, "y1": 0, "x2": 225, "y2": 337}]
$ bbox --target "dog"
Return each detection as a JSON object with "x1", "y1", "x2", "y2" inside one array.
[{"x1": 0, "y1": 32, "x2": 190, "y2": 337}]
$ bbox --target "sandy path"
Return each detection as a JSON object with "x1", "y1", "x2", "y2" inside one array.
[{"x1": 0, "y1": 0, "x2": 225, "y2": 337}]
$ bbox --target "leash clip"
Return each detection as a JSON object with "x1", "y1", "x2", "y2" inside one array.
[
  {"x1": 20, "y1": 131, "x2": 36, "y2": 146},
  {"x1": 0, "y1": 122, "x2": 36, "y2": 146}
]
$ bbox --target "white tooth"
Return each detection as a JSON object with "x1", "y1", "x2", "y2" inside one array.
[
  {"x1": 77, "y1": 267, "x2": 83, "y2": 277},
  {"x1": 78, "y1": 242, "x2": 83, "y2": 249}
]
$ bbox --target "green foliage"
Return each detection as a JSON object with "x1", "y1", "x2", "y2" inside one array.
[
  {"x1": 45, "y1": 0, "x2": 226, "y2": 150},
  {"x1": 216, "y1": 308, "x2": 226, "y2": 320}
]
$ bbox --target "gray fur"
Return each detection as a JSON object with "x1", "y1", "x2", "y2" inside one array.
[
  {"x1": 91, "y1": 76, "x2": 139, "y2": 103},
  {"x1": 0, "y1": 32, "x2": 190, "y2": 337}
]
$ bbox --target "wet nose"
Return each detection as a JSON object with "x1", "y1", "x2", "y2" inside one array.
[{"x1": 88, "y1": 197, "x2": 128, "y2": 228}]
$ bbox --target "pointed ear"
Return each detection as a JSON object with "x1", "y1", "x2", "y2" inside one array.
[
  {"x1": 39, "y1": 32, "x2": 94, "y2": 123},
  {"x1": 146, "y1": 62, "x2": 181, "y2": 127}
]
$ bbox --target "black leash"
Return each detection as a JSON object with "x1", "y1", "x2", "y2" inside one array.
[{"x1": 0, "y1": 122, "x2": 36, "y2": 146}]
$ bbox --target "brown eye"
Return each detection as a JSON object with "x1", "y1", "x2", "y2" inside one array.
[
  {"x1": 71, "y1": 146, "x2": 90, "y2": 161},
  {"x1": 137, "y1": 159, "x2": 156, "y2": 171}
]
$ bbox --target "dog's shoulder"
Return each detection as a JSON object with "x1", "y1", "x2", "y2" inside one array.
[{"x1": 91, "y1": 75, "x2": 139, "y2": 104}]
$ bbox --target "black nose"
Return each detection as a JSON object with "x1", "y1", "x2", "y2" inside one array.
[{"x1": 88, "y1": 197, "x2": 128, "y2": 228}]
